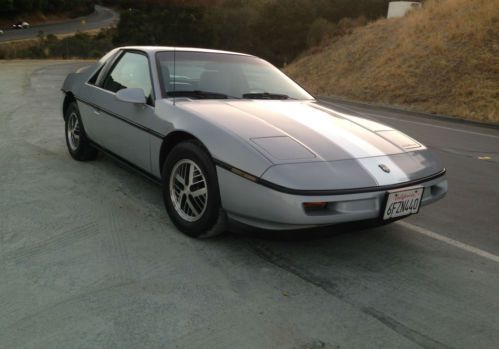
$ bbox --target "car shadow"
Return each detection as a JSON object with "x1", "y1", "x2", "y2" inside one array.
[
  {"x1": 226, "y1": 218, "x2": 393, "y2": 242},
  {"x1": 95, "y1": 153, "x2": 396, "y2": 243}
]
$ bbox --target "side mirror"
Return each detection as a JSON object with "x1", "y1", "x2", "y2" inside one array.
[{"x1": 116, "y1": 88, "x2": 146, "y2": 104}]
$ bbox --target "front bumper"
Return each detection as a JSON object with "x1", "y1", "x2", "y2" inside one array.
[{"x1": 217, "y1": 167, "x2": 447, "y2": 230}]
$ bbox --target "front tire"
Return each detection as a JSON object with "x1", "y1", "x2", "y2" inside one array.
[
  {"x1": 64, "y1": 102, "x2": 97, "y2": 161},
  {"x1": 162, "y1": 141, "x2": 225, "y2": 238}
]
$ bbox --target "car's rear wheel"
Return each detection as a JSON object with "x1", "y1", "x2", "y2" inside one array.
[
  {"x1": 162, "y1": 141, "x2": 225, "y2": 238},
  {"x1": 64, "y1": 102, "x2": 98, "y2": 161}
]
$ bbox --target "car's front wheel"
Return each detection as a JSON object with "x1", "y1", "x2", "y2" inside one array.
[
  {"x1": 162, "y1": 141, "x2": 225, "y2": 238},
  {"x1": 64, "y1": 102, "x2": 98, "y2": 161}
]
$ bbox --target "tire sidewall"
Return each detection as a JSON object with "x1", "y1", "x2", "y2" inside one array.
[
  {"x1": 65, "y1": 102, "x2": 90, "y2": 160},
  {"x1": 163, "y1": 142, "x2": 221, "y2": 237}
]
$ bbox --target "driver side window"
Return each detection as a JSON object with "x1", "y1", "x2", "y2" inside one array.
[{"x1": 102, "y1": 51, "x2": 153, "y2": 103}]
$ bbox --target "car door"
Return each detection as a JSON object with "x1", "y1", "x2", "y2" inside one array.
[{"x1": 80, "y1": 50, "x2": 156, "y2": 172}]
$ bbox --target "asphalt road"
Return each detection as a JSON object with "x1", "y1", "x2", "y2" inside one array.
[
  {"x1": 0, "y1": 5, "x2": 119, "y2": 43},
  {"x1": 0, "y1": 61, "x2": 498, "y2": 349}
]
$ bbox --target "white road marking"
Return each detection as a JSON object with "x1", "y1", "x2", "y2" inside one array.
[
  {"x1": 320, "y1": 100, "x2": 499, "y2": 140},
  {"x1": 397, "y1": 221, "x2": 499, "y2": 263}
]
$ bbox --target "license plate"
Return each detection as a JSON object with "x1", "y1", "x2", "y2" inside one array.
[{"x1": 383, "y1": 186, "x2": 423, "y2": 220}]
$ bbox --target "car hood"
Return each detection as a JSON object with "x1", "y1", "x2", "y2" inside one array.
[
  {"x1": 176, "y1": 99, "x2": 443, "y2": 188},
  {"x1": 178, "y1": 99, "x2": 424, "y2": 163}
]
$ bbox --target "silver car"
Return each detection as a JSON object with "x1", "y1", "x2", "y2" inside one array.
[{"x1": 61, "y1": 46, "x2": 447, "y2": 237}]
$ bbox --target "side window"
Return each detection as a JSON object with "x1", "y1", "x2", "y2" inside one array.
[{"x1": 102, "y1": 52, "x2": 153, "y2": 101}]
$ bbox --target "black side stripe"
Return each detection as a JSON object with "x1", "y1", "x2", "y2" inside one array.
[
  {"x1": 74, "y1": 96, "x2": 446, "y2": 196},
  {"x1": 214, "y1": 159, "x2": 446, "y2": 196},
  {"x1": 76, "y1": 97, "x2": 165, "y2": 139}
]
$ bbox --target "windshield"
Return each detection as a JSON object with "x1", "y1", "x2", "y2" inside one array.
[{"x1": 156, "y1": 51, "x2": 314, "y2": 100}]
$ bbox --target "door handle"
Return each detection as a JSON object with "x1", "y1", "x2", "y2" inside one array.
[{"x1": 93, "y1": 107, "x2": 101, "y2": 115}]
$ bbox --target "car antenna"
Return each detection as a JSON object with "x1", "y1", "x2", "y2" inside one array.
[{"x1": 173, "y1": 47, "x2": 176, "y2": 106}]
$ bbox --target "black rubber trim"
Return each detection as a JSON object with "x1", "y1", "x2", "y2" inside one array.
[
  {"x1": 213, "y1": 159, "x2": 239, "y2": 172},
  {"x1": 76, "y1": 97, "x2": 165, "y2": 139},
  {"x1": 214, "y1": 159, "x2": 446, "y2": 196},
  {"x1": 88, "y1": 139, "x2": 162, "y2": 185}
]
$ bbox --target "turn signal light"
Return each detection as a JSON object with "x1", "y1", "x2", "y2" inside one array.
[{"x1": 303, "y1": 202, "x2": 327, "y2": 209}]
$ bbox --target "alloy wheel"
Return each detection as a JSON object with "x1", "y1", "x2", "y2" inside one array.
[
  {"x1": 67, "y1": 112, "x2": 81, "y2": 151},
  {"x1": 169, "y1": 159, "x2": 208, "y2": 222}
]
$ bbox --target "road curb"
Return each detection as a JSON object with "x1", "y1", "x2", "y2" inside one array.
[{"x1": 318, "y1": 95, "x2": 499, "y2": 130}]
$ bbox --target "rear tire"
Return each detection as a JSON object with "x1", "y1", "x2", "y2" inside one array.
[
  {"x1": 162, "y1": 141, "x2": 226, "y2": 238},
  {"x1": 64, "y1": 102, "x2": 98, "y2": 161}
]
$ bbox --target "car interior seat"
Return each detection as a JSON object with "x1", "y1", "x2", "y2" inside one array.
[
  {"x1": 199, "y1": 71, "x2": 230, "y2": 95},
  {"x1": 199, "y1": 69, "x2": 249, "y2": 98}
]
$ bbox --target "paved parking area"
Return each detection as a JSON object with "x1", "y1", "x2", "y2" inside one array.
[{"x1": 1, "y1": 61, "x2": 498, "y2": 349}]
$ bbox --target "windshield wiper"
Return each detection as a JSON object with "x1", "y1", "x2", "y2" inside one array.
[
  {"x1": 242, "y1": 92, "x2": 291, "y2": 100},
  {"x1": 166, "y1": 90, "x2": 238, "y2": 99}
]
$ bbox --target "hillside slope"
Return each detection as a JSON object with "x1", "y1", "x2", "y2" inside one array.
[{"x1": 285, "y1": 0, "x2": 498, "y2": 123}]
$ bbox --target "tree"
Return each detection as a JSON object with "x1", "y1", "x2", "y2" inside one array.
[
  {"x1": 0, "y1": 0, "x2": 14, "y2": 13},
  {"x1": 114, "y1": 5, "x2": 213, "y2": 47}
]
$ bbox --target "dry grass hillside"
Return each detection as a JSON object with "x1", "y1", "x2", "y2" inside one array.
[{"x1": 285, "y1": 0, "x2": 499, "y2": 123}]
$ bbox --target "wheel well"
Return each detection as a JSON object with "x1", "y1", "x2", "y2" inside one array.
[
  {"x1": 62, "y1": 92, "x2": 76, "y2": 120},
  {"x1": 159, "y1": 131, "x2": 207, "y2": 173}
]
